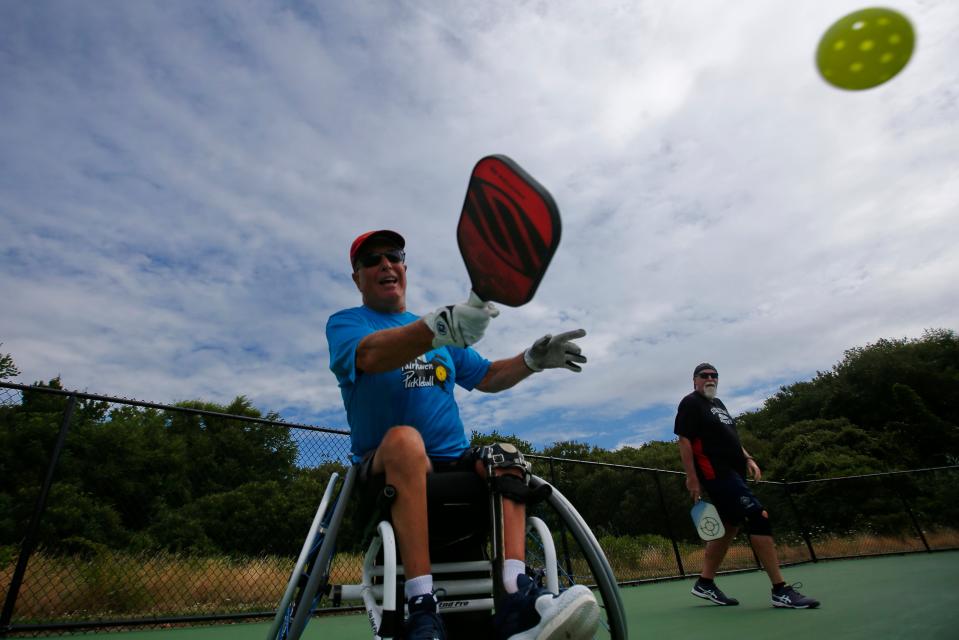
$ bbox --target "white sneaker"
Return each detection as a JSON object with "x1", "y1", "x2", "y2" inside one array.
[{"x1": 493, "y1": 574, "x2": 600, "y2": 640}]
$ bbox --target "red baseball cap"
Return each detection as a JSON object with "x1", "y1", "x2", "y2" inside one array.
[{"x1": 349, "y1": 230, "x2": 405, "y2": 265}]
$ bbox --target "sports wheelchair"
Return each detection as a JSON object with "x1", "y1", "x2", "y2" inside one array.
[{"x1": 267, "y1": 451, "x2": 628, "y2": 640}]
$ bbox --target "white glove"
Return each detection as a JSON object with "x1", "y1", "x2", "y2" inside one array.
[
  {"x1": 524, "y1": 329, "x2": 587, "y2": 372},
  {"x1": 422, "y1": 293, "x2": 500, "y2": 348}
]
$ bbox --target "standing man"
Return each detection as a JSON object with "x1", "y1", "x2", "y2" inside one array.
[
  {"x1": 674, "y1": 362, "x2": 820, "y2": 609},
  {"x1": 326, "y1": 230, "x2": 600, "y2": 640}
]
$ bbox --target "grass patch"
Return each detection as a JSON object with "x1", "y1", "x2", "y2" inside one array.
[{"x1": 2, "y1": 550, "x2": 295, "y2": 623}]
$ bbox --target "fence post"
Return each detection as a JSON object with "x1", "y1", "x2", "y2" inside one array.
[
  {"x1": 783, "y1": 481, "x2": 818, "y2": 563},
  {"x1": 1, "y1": 395, "x2": 77, "y2": 634},
  {"x1": 888, "y1": 474, "x2": 931, "y2": 552},
  {"x1": 652, "y1": 472, "x2": 685, "y2": 577},
  {"x1": 548, "y1": 458, "x2": 575, "y2": 579}
]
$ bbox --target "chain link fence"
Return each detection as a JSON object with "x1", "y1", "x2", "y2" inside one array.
[
  {"x1": 2, "y1": 381, "x2": 957, "y2": 635},
  {"x1": 0, "y1": 382, "x2": 354, "y2": 636},
  {"x1": 525, "y1": 456, "x2": 958, "y2": 586}
]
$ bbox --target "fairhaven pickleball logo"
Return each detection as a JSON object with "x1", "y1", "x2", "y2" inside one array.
[
  {"x1": 699, "y1": 515, "x2": 723, "y2": 538},
  {"x1": 401, "y1": 356, "x2": 451, "y2": 391}
]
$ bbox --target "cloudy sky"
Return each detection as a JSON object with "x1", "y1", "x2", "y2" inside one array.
[{"x1": 2, "y1": 1, "x2": 957, "y2": 451}]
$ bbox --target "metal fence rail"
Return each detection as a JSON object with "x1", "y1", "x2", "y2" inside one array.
[{"x1": 2, "y1": 381, "x2": 957, "y2": 636}]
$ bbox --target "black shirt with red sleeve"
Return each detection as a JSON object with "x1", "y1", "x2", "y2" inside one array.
[{"x1": 674, "y1": 391, "x2": 747, "y2": 481}]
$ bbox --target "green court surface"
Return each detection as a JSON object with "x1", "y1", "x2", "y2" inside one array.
[{"x1": 69, "y1": 551, "x2": 958, "y2": 639}]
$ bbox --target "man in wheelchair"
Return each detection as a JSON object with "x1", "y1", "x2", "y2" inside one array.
[{"x1": 326, "y1": 230, "x2": 598, "y2": 640}]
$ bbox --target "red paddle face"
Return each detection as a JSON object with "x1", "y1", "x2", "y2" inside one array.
[{"x1": 456, "y1": 155, "x2": 562, "y2": 307}]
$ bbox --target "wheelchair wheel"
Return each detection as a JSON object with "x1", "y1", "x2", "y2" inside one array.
[
  {"x1": 271, "y1": 530, "x2": 336, "y2": 640},
  {"x1": 268, "y1": 466, "x2": 357, "y2": 640},
  {"x1": 527, "y1": 476, "x2": 629, "y2": 640}
]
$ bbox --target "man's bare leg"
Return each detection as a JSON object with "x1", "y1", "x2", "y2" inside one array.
[
  {"x1": 373, "y1": 426, "x2": 432, "y2": 580},
  {"x1": 750, "y1": 534, "x2": 785, "y2": 585},
  {"x1": 701, "y1": 525, "x2": 739, "y2": 579},
  {"x1": 500, "y1": 471, "x2": 527, "y2": 562},
  {"x1": 481, "y1": 462, "x2": 600, "y2": 638},
  {"x1": 690, "y1": 525, "x2": 741, "y2": 605},
  {"x1": 474, "y1": 462, "x2": 526, "y2": 564}
]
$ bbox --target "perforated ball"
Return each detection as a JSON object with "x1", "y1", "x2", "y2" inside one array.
[{"x1": 816, "y1": 7, "x2": 915, "y2": 90}]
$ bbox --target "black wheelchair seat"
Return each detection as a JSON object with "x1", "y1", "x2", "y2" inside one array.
[
  {"x1": 425, "y1": 470, "x2": 491, "y2": 558},
  {"x1": 356, "y1": 468, "x2": 491, "y2": 556}
]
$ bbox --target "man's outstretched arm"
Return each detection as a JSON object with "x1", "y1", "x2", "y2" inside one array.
[
  {"x1": 476, "y1": 329, "x2": 587, "y2": 393},
  {"x1": 475, "y1": 353, "x2": 534, "y2": 392}
]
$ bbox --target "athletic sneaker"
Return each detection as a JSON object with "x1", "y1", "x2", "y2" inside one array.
[
  {"x1": 691, "y1": 578, "x2": 740, "y2": 606},
  {"x1": 771, "y1": 582, "x2": 820, "y2": 609},
  {"x1": 405, "y1": 591, "x2": 447, "y2": 640},
  {"x1": 492, "y1": 574, "x2": 600, "y2": 640}
]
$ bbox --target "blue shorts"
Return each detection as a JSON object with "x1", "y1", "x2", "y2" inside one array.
[{"x1": 702, "y1": 472, "x2": 772, "y2": 536}]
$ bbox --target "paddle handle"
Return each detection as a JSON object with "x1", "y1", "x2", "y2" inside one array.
[{"x1": 468, "y1": 290, "x2": 486, "y2": 308}]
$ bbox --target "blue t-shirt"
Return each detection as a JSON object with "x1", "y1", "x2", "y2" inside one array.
[{"x1": 326, "y1": 305, "x2": 492, "y2": 462}]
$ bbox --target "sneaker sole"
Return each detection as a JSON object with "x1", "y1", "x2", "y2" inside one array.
[
  {"x1": 508, "y1": 586, "x2": 601, "y2": 640},
  {"x1": 691, "y1": 587, "x2": 738, "y2": 606},
  {"x1": 772, "y1": 600, "x2": 820, "y2": 609}
]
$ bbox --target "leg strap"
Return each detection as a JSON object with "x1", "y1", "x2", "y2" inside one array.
[
  {"x1": 490, "y1": 473, "x2": 552, "y2": 505},
  {"x1": 479, "y1": 443, "x2": 552, "y2": 504}
]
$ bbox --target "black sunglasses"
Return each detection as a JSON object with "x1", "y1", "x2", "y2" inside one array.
[
  {"x1": 356, "y1": 249, "x2": 406, "y2": 269},
  {"x1": 697, "y1": 372, "x2": 719, "y2": 379}
]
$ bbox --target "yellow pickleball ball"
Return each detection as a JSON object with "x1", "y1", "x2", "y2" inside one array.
[{"x1": 816, "y1": 7, "x2": 915, "y2": 90}]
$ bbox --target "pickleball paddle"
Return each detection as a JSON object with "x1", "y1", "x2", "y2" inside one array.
[{"x1": 457, "y1": 155, "x2": 562, "y2": 307}]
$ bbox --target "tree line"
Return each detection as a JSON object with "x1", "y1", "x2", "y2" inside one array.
[{"x1": 1, "y1": 329, "x2": 957, "y2": 558}]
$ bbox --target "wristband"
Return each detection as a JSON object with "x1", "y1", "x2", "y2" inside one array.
[{"x1": 523, "y1": 349, "x2": 543, "y2": 372}]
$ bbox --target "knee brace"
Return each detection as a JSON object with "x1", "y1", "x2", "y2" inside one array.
[
  {"x1": 744, "y1": 505, "x2": 773, "y2": 536},
  {"x1": 478, "y1": 443, "x2": 551, "y2": 505},
  {"x1": 478, "y1": 442, "x2": 531, "y2": 474}
]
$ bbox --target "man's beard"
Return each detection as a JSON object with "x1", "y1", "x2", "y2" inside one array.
[{"x1": 703, "y1": 385, "x2": 717, "y2": 399}]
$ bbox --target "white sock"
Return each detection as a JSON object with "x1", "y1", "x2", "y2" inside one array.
[
  {"x1": 405, "y1": 574, "x2": 433, "y2": 600},
  {"x1": 502, "y1": 559, "x2": 526, "y2": 594}
]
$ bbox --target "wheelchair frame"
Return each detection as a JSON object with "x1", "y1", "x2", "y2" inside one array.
[{"x1": 267, "y1": 464, "x2": 628, "y2": 640}]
